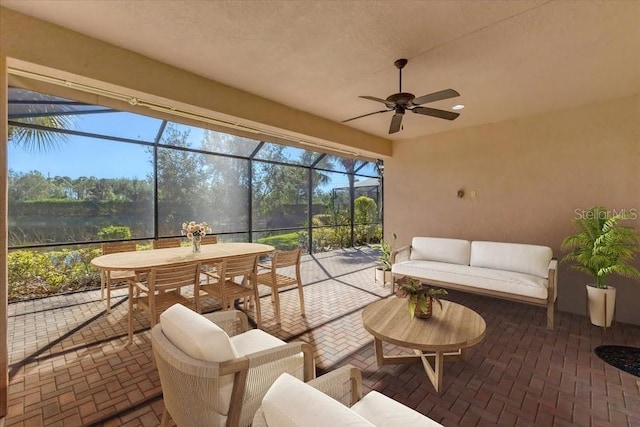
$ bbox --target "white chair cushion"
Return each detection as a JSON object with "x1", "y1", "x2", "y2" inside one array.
[
  {"x1": 262, "y1": 373, "x2": 374, "y2": 427},
  {"x1": 351, "y1": 391, "x2": 443, "y2": 426},
  {"x1": 392, "y1": 260, "x2": 549, "y2": 300},
  {"x1": 159, "y1": 303, "x2": 239, "y2": 362},
  {"x1": 410, "y1": 237, "x2": 471, "y2": 265},
  {"x1": 470, "y1": 241, "x2": 553, "y2": 278},
  {"x1": 229, "y1": 328, "x2": 287, "y2": 356}
]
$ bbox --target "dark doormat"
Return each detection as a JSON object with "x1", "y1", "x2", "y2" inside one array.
[{"x1": 594, "y1": 345, "x2": 640, "y2": 377}]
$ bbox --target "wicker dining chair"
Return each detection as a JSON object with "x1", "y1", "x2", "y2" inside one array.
[
  {"x1": 151, "y1": 305, "x2": 314, "y2": 427},
  {"x1": 153, "y1": 237, "x2": 183, "y2": 249},
  {"x1": 200, "y1": 254, "x2": 262, "y2": 327},
  {"x1": 100, "y1": 241, "x2": 138, "y2": 313},
  {"x1": 129, "y1": 262, "x2": 202, "y2": 337},
  {"x1": 256, "y1": 249, "x2": 305, "y2": 324}
]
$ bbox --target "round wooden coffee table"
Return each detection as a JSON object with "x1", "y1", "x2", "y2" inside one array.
[{"x1": 362, "y1": 297, "x2": 486, "y2": 392}]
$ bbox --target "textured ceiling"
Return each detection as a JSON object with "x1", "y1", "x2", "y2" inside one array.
[{"x1": 1, "y1": 0, "x2": 639, "y2": 141}]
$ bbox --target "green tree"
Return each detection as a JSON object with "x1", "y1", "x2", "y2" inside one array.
[
  {"x1": 354, "y1": 196, "x2": 377, "y2": 243},
  {"x1": 153, "y1": 125, "x2": 207, "y2": 233},
  {"x1": 252, "y1": 163, "x2": 308, "y2": 227},
  {"x1": 200, "y1": 131, "x2": 250, "y2": 232},
  {"x1": 8, "y1": 91, "x2": 75, "y2": 152},
  {"x1": 338, "y1": 158, "x2": 357, "y2": 246}
]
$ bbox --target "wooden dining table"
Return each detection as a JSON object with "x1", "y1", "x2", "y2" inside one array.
[{"x1": 91, "y1": 242, "x2": 275, "y2": 343}]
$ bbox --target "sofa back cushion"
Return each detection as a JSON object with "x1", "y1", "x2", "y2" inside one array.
[
  {"x1": 410, "y1": 237, "x2": 471, "y2": 265},
  {"x1": 470, "y1": 241, "x2": 553, "y2": 278},
  {"x1": 160, "y1": 303, "x2": 239, "y2": 362},
  {"x1": 262, "y1": 373, "x2": 374, "y2": 427}
]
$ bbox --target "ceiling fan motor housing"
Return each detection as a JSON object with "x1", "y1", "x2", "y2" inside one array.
[
  {"x1": 386, "y1": 92, "x2": 415, "y2": 106},
  {"x1": 394, "y1": 58, "x2": 408, "y2": 69}
]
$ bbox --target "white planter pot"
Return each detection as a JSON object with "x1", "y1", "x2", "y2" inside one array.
[
  {"x1": 374, "y1": 267, "x2": 393, "y2": 285},
  {"x1": 586, "y1": 284, "x2": 616, "y2": 327}
]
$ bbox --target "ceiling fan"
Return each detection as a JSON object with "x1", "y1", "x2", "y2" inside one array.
[{"x1": 343, "y1": 58, "x2": 461, "y2": 134}]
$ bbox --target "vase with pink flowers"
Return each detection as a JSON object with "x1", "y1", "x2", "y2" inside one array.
[{"x1": 181, "y1": 221, "x2": 211, "y2": 253}]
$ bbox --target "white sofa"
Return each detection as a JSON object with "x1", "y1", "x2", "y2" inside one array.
[
  {"x1": 252, "y1": 365, "x2": 443, "y2": 427},
  {"x1": 391, "y1": 237, "x2": 558, "y2": 330}
]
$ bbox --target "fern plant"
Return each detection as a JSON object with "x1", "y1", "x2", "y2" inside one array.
[
  {"x1": 561, "y1": 206, "x2": 640, "y2": 289},
  {"x1": 396, "y1": 277, "x2": 448, "y2": 319}
]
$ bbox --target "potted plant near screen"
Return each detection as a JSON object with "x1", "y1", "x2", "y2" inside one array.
[
  {"x1": 375, "y1": 233, "x2": 396, "y2": 285},
  {"x1": 561, "y1": 206, "x2": 640, "y2": 327}
]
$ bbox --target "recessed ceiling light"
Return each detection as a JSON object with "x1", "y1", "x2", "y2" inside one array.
[{"x1": 452, "y1": 104, "x2": 465, "y2": 110}]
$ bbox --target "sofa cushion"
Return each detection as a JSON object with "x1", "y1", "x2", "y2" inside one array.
[
  {"x1": 230, "y1": 328, "x2": 287, "y2": 356},
  {"x1": 262, "y1": 373, "x2": 374, "y2": 427},
  {"x1": 351, "y1": 391, "x2": 443, "y2": 427},
  {"x1": 392, "y1": 260, "x2": 549, "y2": 300},
  {"x1": 410, "y1": 237, "x2": 471, "y2": 265},
  {"x1": 470, "y1": 241, "x2": 553, "y2": 278},
  {"x1": 159, "y1": 303, "x2": 239, "y2": 362}
]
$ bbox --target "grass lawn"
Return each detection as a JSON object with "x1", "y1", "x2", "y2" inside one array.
[{"x1": 257, "y1": 232, "x2": 300, "y2": 250}]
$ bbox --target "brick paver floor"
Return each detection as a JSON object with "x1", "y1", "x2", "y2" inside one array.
[{"x1": 7, "y1": 247, "x2": 640, "y2": 426}]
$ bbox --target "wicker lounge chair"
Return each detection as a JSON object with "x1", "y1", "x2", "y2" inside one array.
[{"x1": 151, "y1": 304, "x2": 315, "y2": 427}]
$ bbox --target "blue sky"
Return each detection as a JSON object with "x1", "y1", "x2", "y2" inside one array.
[
  {"x1": 9, "y1": 136, "x2": 152, "y2": 179},
  {"x1": 9, "y1": 112, "x2": 159, "y2": 179},
  {"x1": 9, "y1": 110, "x2": 376, "y2": 189}
]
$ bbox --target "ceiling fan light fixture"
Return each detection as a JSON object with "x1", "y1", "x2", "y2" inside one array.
[{"x1": 452, "y1": 104, "x2": 465, "y2": 110}]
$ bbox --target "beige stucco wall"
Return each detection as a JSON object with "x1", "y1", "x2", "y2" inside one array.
[{"x1": 385, "y1": 94, "x2": 640, "y2": 325}]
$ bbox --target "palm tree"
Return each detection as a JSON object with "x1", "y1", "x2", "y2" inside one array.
[
  {"x1": 338, "y1": 157, "x2": 357, "y2": 246},
  {"x1": 8, "y1": 89, "x2": 75, "y2": 152}
]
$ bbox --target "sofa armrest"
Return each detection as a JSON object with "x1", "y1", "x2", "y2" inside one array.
[
  {"x1": 307, "y1": 365, "x2": 362, "y2": 407},
  {"x1": 244, "y1": 341, "x2": 315, "y2": 382},
  {"x1": 392, "y1": 245, "x2": 411, "y2": 264},
  {"x1": 238, "y1": 341, "x2": 316, "y2": 427},
  {"x1": 548, "y1": 258, "x2": 558, "y2": 302}
]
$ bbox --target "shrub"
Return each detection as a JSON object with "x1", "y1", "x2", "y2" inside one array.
[
  {"x1": 312, "y1": 214, "x2": 332, "y2": 226},
  {"x1": 97, "y1": 225, "x2": 132, "y2": 240},
  {"x1": 354, "y1": 196, "x2": 377, "y2": 224},
  {"x1": 8, "y1": 247, "x2": 102, "y2": 302}
]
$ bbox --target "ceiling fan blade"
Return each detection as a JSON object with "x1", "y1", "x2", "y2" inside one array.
[
  {"x1": 411, "y1": 89, "x2": 460, "y2": 106},
  {"x1": 342, "y1": 109, "x2": 390, "y2": 123},
  {"x1": 360, "y1": 96, "x2": 395, "y2": 108},
  {"x1": 389, "y1": 112, "x2": 404, "y2": 134},
  {"x1": 411, "y1": 106, "x2": 460, "y2": 121}
]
